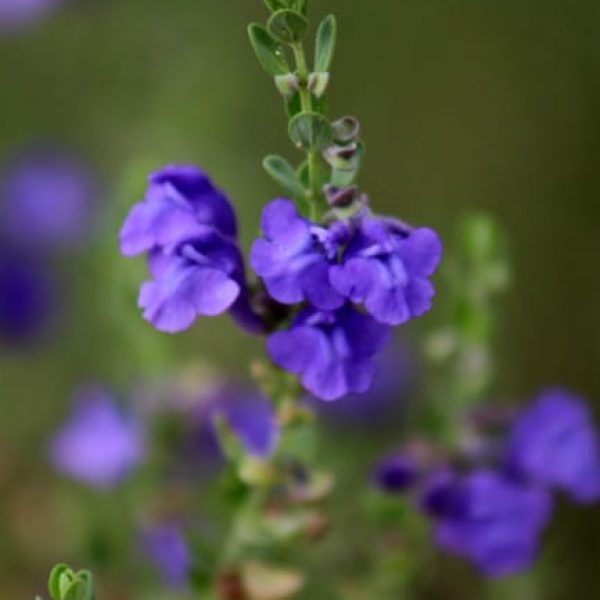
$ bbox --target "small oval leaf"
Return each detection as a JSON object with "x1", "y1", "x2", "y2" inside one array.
[
  {"x1": 268, "y1": 9, "x2": 308, "y2": 45},
  {"x1": 49, "y1": 565, "x2": 70, "y2": 600},
  {"x1": 248, "y1": 23, "x2": 290, "y2": 76},
  {"x1": 289, "y1": 112, "x2": 333, "y2": 152},
  {"x1": 315, "y1": 15, "x2": 337, "y2": 73},
  {"x1": 263, "y1": 155, "x2": 307, "y2": 198}
]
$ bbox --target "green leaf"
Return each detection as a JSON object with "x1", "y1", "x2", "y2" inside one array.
[
  {"x1": 289, "y1": 112, "x2": 333, "y2": 152},
  {"x1": 49, "y1": 565, "x2": 70, "y2": 599},
  {"x1": 48, "y1": 565, "x2": 95, "y2": 600},
  {"x1": 248, "y1": 24, "x2": 290, "y2": 76},
  {"x1": 77, "y1": 572, "x2": 95, "y2": 600},
  {"x1": 315, "y1": 15, "x2": 337, "y2": 73},
  {"x1": 263, "y1": 155, "x2": 306, "y2": 198},
  {"x1": 268, "y1": 10, "x2": 308, "y2": 45}
]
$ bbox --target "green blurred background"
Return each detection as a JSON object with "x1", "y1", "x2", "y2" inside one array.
[{"x1": 1, "y1": 0, "x2": 599, "y2": 597}]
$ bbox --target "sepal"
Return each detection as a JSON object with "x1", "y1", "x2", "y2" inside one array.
[{"x1": 289, "y1": 112, "x2": 333, "y2": 152}]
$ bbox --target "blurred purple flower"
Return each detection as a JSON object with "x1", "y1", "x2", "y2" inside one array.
[
  {"x1": 141, "y1": 523, "x2": 191, "y2": 588},
  {"x1": 0, "y1": 247, "x2": 55, "y2": 344},
  {"x1": 422, "y1": 469, "x2": 552, "y2": 578},
  {"x1": 330, "y1": 218, "x2": 442, "y2": 325},
  {"x1": 374, "y1": 453, "x2": 419, "y2": 494},
  {"x1": 209, "y1": 390, "x2": 279, "y2": 458},
  {"x1": 504, "y1": 389, "x2": 600, "y2": 503},
  {"x1": 250, "y1": 199, "x2": 347, "y2": 310},
  {"x1": 0, "y1": 146, "x2": 97, "y2": 248},
  {"x1": 268, "y1": 305, "x2": 390, "y2": 401},
  {"x1": 120, "y1": 165, "x2": 260, "y2": 334},
  {"x1": 0, "y1": 0, "x2": 60, "y2": 32},
  {"x1": 49, "y1": 387, "x2": 145, "y2": 489}
]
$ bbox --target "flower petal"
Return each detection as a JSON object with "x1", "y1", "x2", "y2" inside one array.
[{"x1": 399, "y1": 227, "x2": 442, "y2": 277}]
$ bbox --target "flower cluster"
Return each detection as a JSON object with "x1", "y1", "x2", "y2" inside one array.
[
  {"x1": 375, "y1": 389, "x2": 600, "y2": 577},
  {"x1": 120, "y1": 169, "x2": 441, "y2": 401},
  {"x1": 120, "y1": 166, "x2": 264, "y2": 335}
]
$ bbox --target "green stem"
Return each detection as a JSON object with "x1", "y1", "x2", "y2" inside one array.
[{"x1": 293, "y1": 42, "x2": 321, "y2": 219}]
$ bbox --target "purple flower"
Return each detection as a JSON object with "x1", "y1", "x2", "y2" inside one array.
[
  {"x1": 119, "y1": 166, "x2": 249, "y2": 333},
  {"x1": 330, "y1": 217, "x2": 442, "y2": 325},
  {"x1": 0, "y1": 0, "x2": 60, "y2": 32},
  {"x1": 49, "y1": 387, "x2": 145, "y2": 489},
  {"x1": 250, "y1": 199, "x2": 346, "y2": 310},
  {"x1": 0, "y1": 146, "x2": 97, "y2": 248},
  {"x1": 504, "y1": 389, "x2": 600, "y2": 504},
  {"x1": 374, "y1": 453, "x2": 419, "y2": 494},
  {"x1": 267, "y1": 305, "x2": 390, "y2": 401},
  {"x1": 422, "y1": 470, "x2": 552, "y2": 578},
  {"x1": 119, "y1": 165, "x2": 236, "y2": 256},
  {"x1": 0, "y1": 248, "x2": 55, "y2": 344},
  {"x1": 137, "y1": 233, "x2": 244, "y2": 333},
  {"x1": 141, "y1": 523, "x2": 191, "y2": 588}
]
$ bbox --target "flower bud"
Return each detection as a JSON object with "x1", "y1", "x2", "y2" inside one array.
[
  {"x1": 323, "y1": 184, "x2": 358, "y2": 208},
  {"x1": 274, "y1": 73, "x2": 300, "y2": 98},
  {"x1": 322, "y1": 143, "x2": 359, "y2": 171},
  {"x1": 331, "y1": 116, "x2": 360, "y2": 144},
  {"x1": 307, "y1": 72, "x2": 330, "y2": 98}
]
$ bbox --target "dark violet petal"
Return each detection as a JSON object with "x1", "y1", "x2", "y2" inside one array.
[
  {"x1": 365, "y1": 286, "x2": 411, "y2": 326},
  {"x1": 263, "y1": 271, "x2": 305, "y2": 305},
  {"x1": 301, "y1": 260, "x2": 344, "y2": 311},
  {"x1": 399, "y1": 228, "x2": 443, "y2": 277},
  {"x1": 267, "y1": 326, "x2": 326, "y2": 375},
  {"x1": 147, "y1": 248, "x2": 173, "y2": 278},
  {"x1": 303, "y1": 357, "x2": 348, "y2": 402},
  {"x1": 228, "y1": 290, "x2": 268, "y2": 335},
  {"x1": 405, "y1": 278, "x2": 435, "y2": 317},
  {"x1": 250, "y1": 238, "x2": 286, "y2": 277},
  {"x1": 119, "y1": 195, "x2": 201, "y2": 256},
  {"x1": 138, "y1": 259, "x2": 240, "y2": 333},
  {"x1": 150, "y1": 164, "x2": 237, "y2": 238},
  {"x1": 260, "y1": 198, "x2": 310, "y2": 248},
  {"x1": 329, "y1": 257, "x2": 382, "y2": 304},
  {"x1": 340, "y1": 307, "x2": 391, "y2": 358},
  {"x1": 344, "y1": 358, "x2": 376, "y2": 395},
  {"x1": 150, "y1": 165, "x2": 214, "y2": 196}
]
